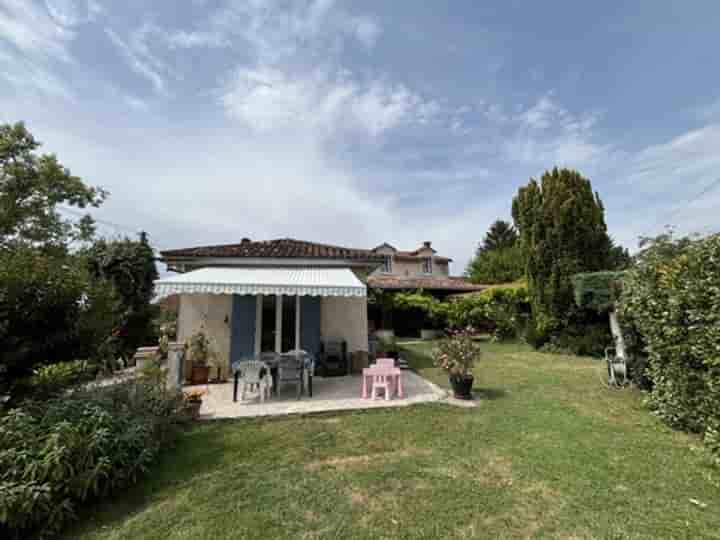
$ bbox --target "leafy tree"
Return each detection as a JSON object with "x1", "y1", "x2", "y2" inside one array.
[
  {"x1": 512, "y1": 167, "x2": 613, "y2": 342},
  {"x1": 480, "y1": 219, "x2": 517, "y2": 252},
  {"x1": 0, "y1": 246, "x2": 124, "y2": 398},
  {"x1": 466, "y1": 244, "x2": 524, "y2": 284},
  {"x1": 83, "y1": 232, "x2": 159, "y2": 360},
  {"x1": 0, "y1": 122, "x2": 106, "y2": 250},
  {"x1": 0, "y1": 123, "x2": 156, "y2": 397},
  {"x1": 608, "y1": 238, "x2": 632, "y2": 269}
]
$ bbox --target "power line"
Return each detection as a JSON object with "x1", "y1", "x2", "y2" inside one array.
[
  {"x1": 660, "y1": 177, "x2": 720, "y2": 224},
  {"x1": 57, "y1": 206, "x2": 173, "y2": 252}
]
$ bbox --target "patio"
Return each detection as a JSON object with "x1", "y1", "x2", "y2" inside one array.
[{"x1": 187, "y1": 371, "x2": 446, "y2": 419}]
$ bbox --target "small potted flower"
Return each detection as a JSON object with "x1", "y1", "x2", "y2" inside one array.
[
  {"x1": 183, "y1": 389, "x2": 206, "y2": 419},
  {"x1": 432, "y1": 327, "x2": 482, "y2": 399}
]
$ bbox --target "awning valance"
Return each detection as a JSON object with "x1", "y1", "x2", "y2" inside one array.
[{"x1": 153, "y1": 267, "x2": 366, "y2": 301}]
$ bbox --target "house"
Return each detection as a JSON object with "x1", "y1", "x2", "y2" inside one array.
[
  {"x1": 367, "y1": 241, "x2": 486, "y2": 296},
  {"x1": 365, "y1": 241, "x2": 485, "y2": 336},
  {"x1": 155, "y1": 238, "x2": 384, "y2": 375}
]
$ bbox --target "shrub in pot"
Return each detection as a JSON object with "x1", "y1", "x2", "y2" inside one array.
[
  {"x1": 186, "y1": 329, "x2": 215, "y2": 385},
  {"x1": 432, "y1": 328, "x2": 482, "y2": 399},
  {"x1": 183, "y1": 389, "x2": 205, "y2": 419}
]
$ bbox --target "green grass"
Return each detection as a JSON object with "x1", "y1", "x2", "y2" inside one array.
[{"x1": 64, "y1": 342, "x2": 719, "y2": 540}]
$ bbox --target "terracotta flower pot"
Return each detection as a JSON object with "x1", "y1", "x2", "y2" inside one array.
[{"x1": 190, "y1": 365, "x2": 210, "y2": 385}]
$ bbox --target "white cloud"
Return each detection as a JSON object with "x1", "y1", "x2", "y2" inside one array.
[
  {"x1": 45, "y1": 0, "x2": 101, "y2": 27},
  {"x1": 221, "y1": 66, "x2": 435, "y2": 137},
  {"x1": 623, "y1": 124, "x2": 720, "y2": 189},
  {"x1": 210, "y1": 0, "x2": 381, "y2": 64},
  {"x1": 105, "y1": 27, "x2": 169, "y2": 95},
  {"x1": 165, "y1": 29, "x2": 228, "y2": 49},
  {"x1": 500, "y1": 94, "x2": 610, "y2": 168},
  {"x1": 0, "y1": 0, "x2": 75, "y2": 62}
]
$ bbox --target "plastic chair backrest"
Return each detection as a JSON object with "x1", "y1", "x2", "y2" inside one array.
[
  {"x1": 375, "y1": 357, "x2": 395, "y2": 369},
  {"x1": 241, "y1": 360, "x2": 268, "y2": 384}
]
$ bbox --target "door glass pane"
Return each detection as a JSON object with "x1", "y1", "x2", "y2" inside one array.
[
  {"x1": 260, "y1": 295, "x2": 276, "y2": 352},
  {"x1": 281, "y1": 295, "x2": 296, "y2": 352}
]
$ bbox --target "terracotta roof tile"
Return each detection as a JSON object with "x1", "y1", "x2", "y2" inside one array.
[{"x1": 160, "y1": 238, "x2": 384, "y2": 262}]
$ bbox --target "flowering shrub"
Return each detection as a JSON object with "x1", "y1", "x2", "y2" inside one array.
[
  {"x1": 432, "y1": 329, "x2": 482, "y2": 378},
  {"x1": 183, "y1": 389, "x2": 206, "y2": 403}
]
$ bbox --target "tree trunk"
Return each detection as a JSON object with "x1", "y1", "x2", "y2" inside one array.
[{"x1": 608, "y1": 309, "x2": 627, "y2": 360}]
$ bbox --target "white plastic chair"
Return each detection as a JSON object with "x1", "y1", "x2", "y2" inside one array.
[{"x1": 239, "y1": 360, "x2": 273, "y2": 402}]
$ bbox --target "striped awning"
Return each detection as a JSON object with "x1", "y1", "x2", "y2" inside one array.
[{"x1": 153, "y1": 267, "x2": 366, "y2": 301}]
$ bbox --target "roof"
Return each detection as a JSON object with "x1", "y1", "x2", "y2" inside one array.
[
  {"x1": 393, "y1": 252, "x2": 451, "y2": 263},
  {"x1": 367, "y1": 274, "x2": 486, "y2": 292},
  {"x1": 153, "y1": 267, "x2": 366, "y2": 301},
  {"x1": 160, "y1": 238, "x2": 384, "y2": 262}
]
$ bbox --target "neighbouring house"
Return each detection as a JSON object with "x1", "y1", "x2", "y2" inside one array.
[
  {"x1": 367, "y1": 241, "x2": 485, "y2": 295},
  {"x1": 155, "y1": 238, "x2": 384, "y2": 377},
  {"x1": 366, "y1": 241, "x2": 486, "y2": 336}
]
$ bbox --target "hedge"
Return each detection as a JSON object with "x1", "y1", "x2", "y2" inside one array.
[
  {"x1": 447, "y1": 282, "x2": 530, "y2": 340},
  {"x1": 619, "y1": 233, "x2": 720, "y2": 462}
]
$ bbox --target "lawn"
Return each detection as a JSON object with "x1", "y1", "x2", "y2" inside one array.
[{"x1": 64, "y1": 342, "x2": 719, "y2": 540}]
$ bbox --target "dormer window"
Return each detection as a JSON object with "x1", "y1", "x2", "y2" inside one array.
[
  {"x1": 382, "y1": 255, "x2": 393, "y2": 273},
  {"x1": 423, "y1": 257, "x2": 432, "y2": 274}
]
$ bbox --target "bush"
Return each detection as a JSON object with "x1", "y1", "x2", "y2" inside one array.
[
  {"x1": 466, "y1": 244, "x2": 524, "y2": 284},
  {"x1": 392, "y1": 291, "x2": 448, "y2": 330},
  {"x1": 0, "y1": 378, "x2": 187, "y2": 538},
  {"x1": 619, "y1": 233, "x2": 720, "y2": 463},
  {"x1": 11, "y1": 360, "x2": 98, "y2": 402},
  {"x1": 447, "y1": 283, "x2": 530, "y2": 341},
  {"x1": 541, "y1": 321, "x2": 612, "y2": 357},
  {"x1": 0, "y1": 247, "x2": 124, "y2": 398}
]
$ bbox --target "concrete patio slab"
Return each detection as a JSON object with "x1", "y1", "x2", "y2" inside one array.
[{"x1": 187, "y1": 371, "x2": 446, "y2": 419}]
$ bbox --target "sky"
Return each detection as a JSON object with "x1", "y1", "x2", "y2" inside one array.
[{"x1": 2, "y1": 0, "x2": 720, "y2": 273}]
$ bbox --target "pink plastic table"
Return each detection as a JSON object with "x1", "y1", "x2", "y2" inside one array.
[{"x1": 361, "y1": 366, "x2": 403, "y2": 399}]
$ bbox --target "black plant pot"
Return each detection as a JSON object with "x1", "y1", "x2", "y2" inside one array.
[{"x1": 449, "y1": 374, "x2": 474, "y2": 400}]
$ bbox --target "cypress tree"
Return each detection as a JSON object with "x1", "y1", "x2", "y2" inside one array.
[{"x1": 512, "y1": 167, "x2": 612, "y2": 341}]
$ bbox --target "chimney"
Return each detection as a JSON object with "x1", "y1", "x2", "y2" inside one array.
[
  {"x1": 423, "y1": 241, "x2": 432, "y2": 249},
  {"x1": 241, "y1": 237, "x2": 251, "y2": 244}
]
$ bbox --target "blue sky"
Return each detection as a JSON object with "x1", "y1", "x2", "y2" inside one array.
[{"x1": 2, "y1": 0, "x2": 720, "y2": 272}]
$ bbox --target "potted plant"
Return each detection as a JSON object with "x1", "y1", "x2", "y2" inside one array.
[
  {"x1": 183, "y1": 389, "x2": 205, "y2": 419},
  {"x1": 432, "y1": 328, "x2": 482, "y2": 399},
  {"x1": 186, "y1": 329, "x2": 214, "y2": 385}
]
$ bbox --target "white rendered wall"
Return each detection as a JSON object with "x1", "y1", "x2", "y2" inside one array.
[
  {"x1": 177, "y1": 294, "x2": 233, "y2": 376},
  {"x1": 320, "y1": 296, "x2": 368, "y2": 353}
]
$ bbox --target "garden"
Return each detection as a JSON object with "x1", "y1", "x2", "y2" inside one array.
[
  {"x1": 2, "y1": 124, "x2": 719, "y2": 538},
  {"x1": 60, "y1": 341, "x2": 720, "y2": 540}
]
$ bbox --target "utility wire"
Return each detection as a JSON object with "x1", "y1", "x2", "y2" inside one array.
[
  {"x1": 659, "y1": 177, "x2": 720, "y2": 225},
  {"x1": 57, "y1": 205, "x2": 173, "y2": 253}
]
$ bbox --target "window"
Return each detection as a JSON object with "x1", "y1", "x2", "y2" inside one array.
[
  {"x1": 423, "y1": 257, "x2": 433, "y2": 274},
  {"x1": 382, "y1": 255, "x2": 393, "y2": 273}
]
